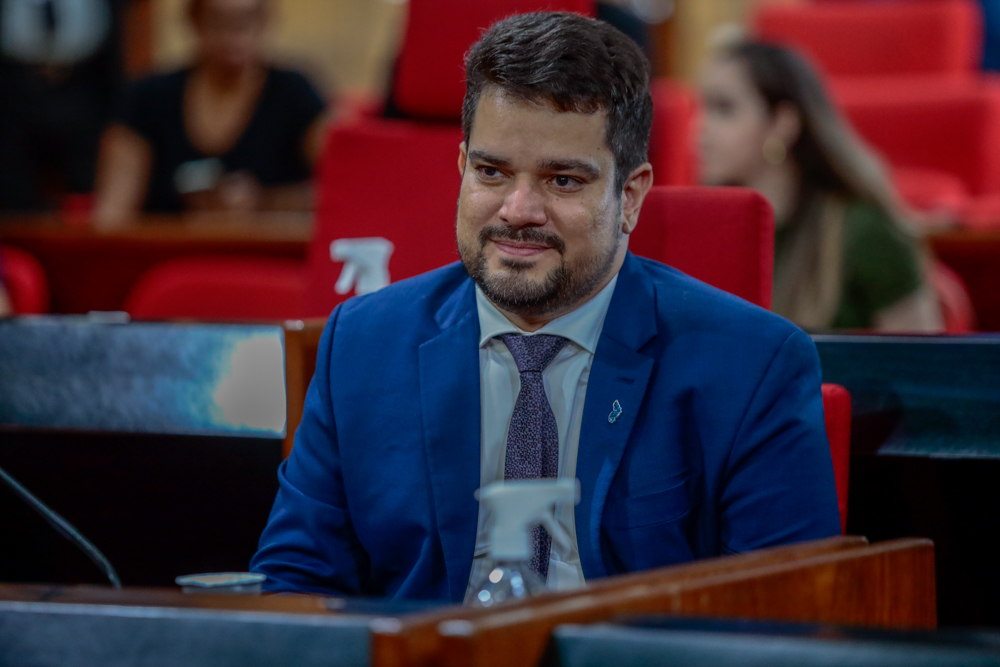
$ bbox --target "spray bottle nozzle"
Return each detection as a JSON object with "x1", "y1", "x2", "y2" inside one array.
[{"x1": 475, "y1": 478, "x2": 580, "y2": 562}]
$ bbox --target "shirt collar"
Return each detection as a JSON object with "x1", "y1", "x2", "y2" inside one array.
[{"x1": 475, "y1": 273, "x2": 619, "y2": 355}]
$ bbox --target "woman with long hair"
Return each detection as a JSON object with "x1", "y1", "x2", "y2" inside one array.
[{"x1": 698, "y1": 39, "x2": 942, "y2": 331}]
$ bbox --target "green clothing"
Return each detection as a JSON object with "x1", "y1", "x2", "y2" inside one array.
[{"x1": 775, "y1": 200, "x2": 923, "y2": 330}]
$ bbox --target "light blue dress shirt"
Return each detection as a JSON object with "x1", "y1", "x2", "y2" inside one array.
[{"x1": 469, "y1": 273, "x2": 619, "y2": 594}]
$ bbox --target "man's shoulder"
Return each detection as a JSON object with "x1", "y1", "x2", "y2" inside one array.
[{"x1": 632, "y1": 256, "x2": 802, "y2": 344}]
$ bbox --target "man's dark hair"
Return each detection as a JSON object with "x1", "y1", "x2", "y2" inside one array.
[{"x1": 462, "y1": 12, "x2": 653, "y2": 194}]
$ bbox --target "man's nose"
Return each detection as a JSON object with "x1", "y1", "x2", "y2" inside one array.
[{"x1": 498, "y1": 178, "x2": 547, "y2": 226}]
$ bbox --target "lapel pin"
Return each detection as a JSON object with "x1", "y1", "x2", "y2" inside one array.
[{"x1": 608, "y1": 400, "x2": 623, "y2": 424}]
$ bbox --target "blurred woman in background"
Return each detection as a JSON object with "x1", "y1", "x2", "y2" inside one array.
[
  {"x1": 698, "y1": 39, "x2": 943, "y2": 332},
  {"x1": 94, "y1": 0, "x2": 327, "y2": 228}
]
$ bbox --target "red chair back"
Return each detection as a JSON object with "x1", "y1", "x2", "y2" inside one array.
[
  {"x1": 822, "y1": 383, "x2": 851, "y2": 534},
  {"x1": 305, "y1": 119, "x2": 465, "y2": 317},
  {"x1": 753, "y1": 0, "x2": 981, "y2": 79},
  {"x1": 393, "y1": 0, "x2": 595, "y2": 121},
  {"x1": 632, "y1": 186, "x2": 774, "y2": 308},
  {"x1": 2, "y1": 246, "x2": 48, "y2": 314},
  {"x1": 648, "y1": 79, "x2": 699, "y2": 187},
  {"x1": 836, "y1": 79, "x2": 1000, "y2": 197},
  {"x1": 125, "y1": 257, "x2": 307, "y2": 321}
]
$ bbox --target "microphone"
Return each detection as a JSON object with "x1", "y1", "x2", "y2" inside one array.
[{"x1": 0, "y1": 463, "x2": 121, "y2": 588}]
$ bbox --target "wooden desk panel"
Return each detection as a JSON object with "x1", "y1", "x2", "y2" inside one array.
[
  {"x1": 0, "y1": 583, "x2": 330, "y2": 614},
  {"x1": 282, "y1": 318, "x2": 327, "y2": 458},
  {"x1": 371, "y1": 536, "x2": 935, "y2": 667},
  {"x1": 0, "y1": 537, "x2": 932, "y2": 667},
  {"x1": 0, "y1": 214, "x2": 311, "y2": 314}
]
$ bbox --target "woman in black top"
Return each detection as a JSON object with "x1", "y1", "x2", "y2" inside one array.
[{"x1": 93, "y1": 0, "x2": 327, "y2": 226}]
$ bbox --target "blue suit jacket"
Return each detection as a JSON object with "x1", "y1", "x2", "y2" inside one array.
[{"x1": 251, "y1": 253, "x2": 841, "y2": 601}]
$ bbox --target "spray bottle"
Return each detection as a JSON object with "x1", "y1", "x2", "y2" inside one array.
[
  {"x1": 329, "y1": 237, "x2": 394, "y2": 296},
  {"x1": 465, "y1": 478, "x2": 580, "y2": 608}
]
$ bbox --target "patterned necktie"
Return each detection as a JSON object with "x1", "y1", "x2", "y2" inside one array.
[{"x1": 499, "y1": 333, "x2": 569, "y2": 579}]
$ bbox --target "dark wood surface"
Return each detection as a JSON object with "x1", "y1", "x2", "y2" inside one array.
[
  {"x1": 0, "y1": 214, "x2": 311, "y2": 314},
  {"x1": 0, "y1": 583, "x2": 331, "y2": 614},
  {"x1": 282, "y1": 319, "x2": 327, "y2": 458},
  {"x1": 370, "y1": 537, "x2": 935, "y2": 667}
]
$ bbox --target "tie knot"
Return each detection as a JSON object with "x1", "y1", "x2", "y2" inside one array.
[{"x1": 499, "y1": 334, "x2": 568, "y2": 373}]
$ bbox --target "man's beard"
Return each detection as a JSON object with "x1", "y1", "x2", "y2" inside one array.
[{"x1": 458, "y1": 222, "x2": 621, "y2": 320}]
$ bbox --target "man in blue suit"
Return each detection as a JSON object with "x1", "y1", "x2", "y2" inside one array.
[{"x1": 251, "y1": 12, "x2": 840, "y2": 601}]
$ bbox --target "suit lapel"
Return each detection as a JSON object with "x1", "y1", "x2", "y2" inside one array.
[
  {"x1": 418, "y1": 279, "x2": 482, "y2": 603},
  {"x1": 576, "y1": 253, "x2": 657, "y2": 580}
]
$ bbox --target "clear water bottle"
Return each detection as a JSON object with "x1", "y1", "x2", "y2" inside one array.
[
  {"x1": 466, "y1": 560, "x2": 546, "y2": 608},
  {"x1": 463, "y1": 479, "x2": 579, "y2": 608}
]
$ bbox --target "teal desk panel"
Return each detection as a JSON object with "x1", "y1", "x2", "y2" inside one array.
[
  {"x1": 0, "y1": 317, "x2": 287, "y2": 438},
  {"x1": 813, "y1": 334, "x2": 1000, "y2": 458}
]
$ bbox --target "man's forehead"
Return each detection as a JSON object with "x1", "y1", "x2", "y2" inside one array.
[
  {"x1": 479, "y1": 86, "x2": 607, "y2": 121},
  {"x1": 469, "y1": 88, "x2": 612, "y2": 163}
]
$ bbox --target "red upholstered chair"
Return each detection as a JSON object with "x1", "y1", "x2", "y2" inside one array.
[
  {"x1": 2, "y1": 246, "x2": 49, "y2": 314},
  {"x1": 632, "y1": 186, "x2": 774, "y2": 308},
  {"x1": 126, "y1": 257, "x2": 307, "y2": 320},
  {"x1": 302, "y1": 118, "x2": 465, "y2": 317},
  {"x1": 834, "y1": 78, "x2": 1000, "y2": 198},
  {"x1": 752, "y1": 0, "x2": 982, "y2": 79},
  {"x1": 890, "y1": 165, "x2": 970, "y2": 216},
  {"x1": 393, "y1": 0, "x2": 595, "y2": 121},
  {"x1": 822, "y1": 383, "x2": 851, "y2": 534},
  {"x1": 648, "y1": 79, "x2": 699, "y2": 187}
]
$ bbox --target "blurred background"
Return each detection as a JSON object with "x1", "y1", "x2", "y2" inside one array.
[{"x1": 2, "y1": 0, "x2": 999, "y2": 334}]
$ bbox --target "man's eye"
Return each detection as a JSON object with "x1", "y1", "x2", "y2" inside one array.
[
  {"x1": 477, "y1": 166, "x2": 502, "y2": 179},
  {"x1": 553, "y1": 175, "x2": 581, "y2": 189}
]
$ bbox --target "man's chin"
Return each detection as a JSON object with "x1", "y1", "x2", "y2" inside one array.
[
  {"x1": 478, "y1": 268, "x2": 558, "y2": 308},
  {"x1": 490, "y1": 253, "x2": 554, "y2": 276}
]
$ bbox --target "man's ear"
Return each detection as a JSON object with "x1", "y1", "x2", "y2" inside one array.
[
  {"x1": 621, "y1": 162, "x2": 654, "y2": 235},
  {"x1": 457, "y1": 141, "x2": 468, "y2": 177}
]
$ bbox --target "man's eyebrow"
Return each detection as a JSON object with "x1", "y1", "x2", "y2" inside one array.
[
  {"x1": 467, "y1": 150, "x2": 512, "y2": 168},
  {"x1": 538, "y1": 158, "x2": 601, "y2": 180}
]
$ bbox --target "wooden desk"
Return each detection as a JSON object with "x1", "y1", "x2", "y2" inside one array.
[
  {"x1": 282, "y1": 318, "x2": 327, "y2": 458},
  {"x1": 929, "y1": 228, "x2": 1000, "y2": 330},
  {"x1": 0, "y1": 537, "x2": 935, "y2": 667},
  {"x1": 0, "y1": 213, "x2": 311, "y2": 314},
  {"x1": 371, "y1": 537, "x2": 934, "y2": 667}
]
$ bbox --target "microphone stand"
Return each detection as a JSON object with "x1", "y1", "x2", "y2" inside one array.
[{"x1": 0, "y1": 463, "x2": 121, "y2": 588}]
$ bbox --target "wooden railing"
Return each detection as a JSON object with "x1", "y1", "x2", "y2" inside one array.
[
  {"x1": 0, "y1": 536, "x2": 935, "y2": 667},
  {"x1": 370, "y1": 536, "x2": 935, "y2": 667}
]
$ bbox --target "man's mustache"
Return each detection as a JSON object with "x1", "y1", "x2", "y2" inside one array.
[{"x1": 478, "y1": 225, "x2": 566, "y2": 255}]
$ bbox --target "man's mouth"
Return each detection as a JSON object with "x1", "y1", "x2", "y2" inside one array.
[{"x1": 490, "y1": 239, "x2": 553, "y2": 257}]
